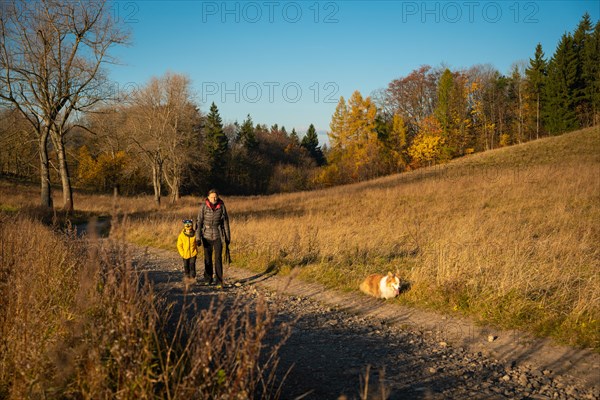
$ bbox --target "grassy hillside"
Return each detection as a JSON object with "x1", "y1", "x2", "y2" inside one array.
[
  {"x1": 1, "y1": 126, "x2": 598, "y2": 349},
  {"x1": 224, "y1": 126, "x2": 600, "y2": 349}
]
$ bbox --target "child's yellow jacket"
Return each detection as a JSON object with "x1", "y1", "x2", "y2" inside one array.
[{"x1": 177, "y1": 230, "x2": 198, "y2": 259}]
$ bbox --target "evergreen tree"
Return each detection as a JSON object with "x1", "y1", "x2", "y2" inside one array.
[
  {"x1": 228, "y1": 115, "x2": 264, "y2": 194},
  {"x1": 435, "y1": 69, "x2": 453, "y2": 133},
  {"x1": 434, "y1": 69, "x2": 470, "y2": 157},
  {"x1": 376, "y1": 113, "x2": 407, "y2": 172},
  {"x1": 301, "y1": 124, "x2": 325, "y2": 166},
  {"x1": 203, "y1": 102, "x2": 228, "y2": 187},
  {"x1": 526, "y1": 43, "x2": 547, "y2": 139},
  {"x1": 238, "y1": 114, "x2": 258, "y2": 150},
  {"x1": 543, "y1": 33, "x2": 579, "y2": 134},
  {"x1": 591, "y1": 21, "x2": 600, "y2": 125},
  {"x1": 290, "y1": 128, "x2": 300, "y2": 144},
  {"x1": 573, "y1": 13, "x2": 594, "y2": 126}
]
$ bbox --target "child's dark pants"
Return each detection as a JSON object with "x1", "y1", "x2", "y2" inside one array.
[{"x1": 183, "y1": 256, "x2": 197, "y2": 279}]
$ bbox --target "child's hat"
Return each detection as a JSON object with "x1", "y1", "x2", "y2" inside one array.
[{"x1": 183, "y1": 219, "x2": 193, "y2": 227}]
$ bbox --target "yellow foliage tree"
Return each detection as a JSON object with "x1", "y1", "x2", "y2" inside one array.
[
  {"x1": 320, "y1": 91, "x2": 385, "y2": 184},
  {"x1": 328, "y1": 96, "x2": 348, "y2": 149},
  {"x1": 469, "y1": 78, "x2": 496, "y2": 151},
  {"x1": 76, "y1": 146, "x2": 128, "y2": 192},
  {"x1": 408, "y1": 115, "x2": 445, "y2": 168},
  {"x1": 77, "y1": 146, "x2": 100, "y2": 185}
]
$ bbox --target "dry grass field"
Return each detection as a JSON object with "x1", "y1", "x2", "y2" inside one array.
[
  {"x1": 221, "y1": 126, "x2": 600, "y2": 349},
  {"x1": 1, "y1": 126, "x2": 598, "y2": 350}
]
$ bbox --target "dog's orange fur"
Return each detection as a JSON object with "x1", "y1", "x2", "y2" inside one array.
[{"x1": 359, "y1": 271, "x2": 400, "y2": 299}]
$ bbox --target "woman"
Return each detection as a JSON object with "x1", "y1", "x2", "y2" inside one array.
[{"x1": 196, "y1": 189, "x2": 231, "y2": 288}]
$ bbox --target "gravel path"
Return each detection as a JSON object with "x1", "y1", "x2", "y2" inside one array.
[{"x1": 132, "y1": 245, "x2": 599, "y2": 400}]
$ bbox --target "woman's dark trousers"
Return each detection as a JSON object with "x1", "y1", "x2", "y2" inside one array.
[{"x1": 202, "y1": 237, "x2": 223, "y2": 284}]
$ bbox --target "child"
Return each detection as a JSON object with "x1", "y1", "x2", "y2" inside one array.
[{"x1": 177, "y1": 219, "x2": 198, "y2": 284}]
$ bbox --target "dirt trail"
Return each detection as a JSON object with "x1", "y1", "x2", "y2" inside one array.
[{"x1": 132, "y1": 245, "x2": 599, "y2": 400}]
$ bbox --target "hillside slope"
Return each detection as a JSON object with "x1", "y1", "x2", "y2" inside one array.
[{"x1": 225, "y1": 126, "x2": 600, "y2": 348}]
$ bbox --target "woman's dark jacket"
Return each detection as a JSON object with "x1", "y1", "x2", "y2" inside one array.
[{"x1": 196, "y1": 199, "x2": 230, "y2": 243}]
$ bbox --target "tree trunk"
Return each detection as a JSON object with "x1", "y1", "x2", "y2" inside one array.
[
  {"x1": 170, "y1": 178, "x2": 180, "y2": 204},
  {"x1": 53, "y1": 133, "x2": 74, "y2": 212},
  {"x1": 164, "y1": 166, "x2": 181, "y2": 204},
  {"x1": 39, "y1": 129, "x2": 53, "y2": 209},
  {"x1": 152, "y1": 163, "x2": 162, "y2": 207},
  {"x1": 536, "y1": 94, "x2": 540, "y2": 140}
]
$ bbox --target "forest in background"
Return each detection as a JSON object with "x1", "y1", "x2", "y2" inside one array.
[{"x1": 0, "y1": 2, "x2": 598, "y2": 210}]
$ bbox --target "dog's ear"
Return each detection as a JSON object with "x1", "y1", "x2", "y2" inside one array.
[{"x1": 387, "y1": 271, "x2": 393, "y2": 277}]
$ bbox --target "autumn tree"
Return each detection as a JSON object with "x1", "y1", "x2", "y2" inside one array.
[
  {"x1": 328, "y1": 96, "x2": 348, "y2": 149},
  {"x1": 383, "y1": 65, "x2": 438, "y2": 135},
  {"x1": 346, "y1": 91, "x2": 379, "y2": 180},
  {"x1": 128, "y1": 73, "x2": 200, "y2": 206},
  {"x1": 78, "y1": 105, "x2": 135, "y2": 195},
  {"x1": 322, "y1": 91, "x2": 384, "y2": 184},
  {"x1": 76, "y1": 145, "x2": 128, "y2": 193},
  {"x1": 408, "y1": 115, "x2": 445, "y2": 168},
  {"x1": 467, "y1": 64, "x2": 501, "y2": 151},
  {"x1": 0, "y1": 0, "x2": 128, "y2": 210}
]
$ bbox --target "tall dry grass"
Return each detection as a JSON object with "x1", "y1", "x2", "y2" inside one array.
[
  {"x1": 0, "y1": 214, "x2": 289, "y2": 399},
  {"x1": 222, "y1": 128, "x2": 600, "y2": 348}
]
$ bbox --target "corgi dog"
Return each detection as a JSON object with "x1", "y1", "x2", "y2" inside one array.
[{"x1": 359, "y1": 272, "x2": 400, "y2": 299}]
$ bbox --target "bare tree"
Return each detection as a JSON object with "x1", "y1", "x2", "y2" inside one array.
[
  {"x1": 0, "y1": 0, "x2": 128, "y2": 210},
  {"x1": 128, "y1": 73, "x2": 200, "y2": 206},
  {"x1": 384, "y1": 65, "x2": 439, "y2": 134},
  {"x1": 467, "y1": 64, "x2": 501, "y2": 151},
  {"x1": 509, "y1": 61, "x2": 528, "y2": 144},
  {"x1": 0, "y1": 107, "x2": 37, "y2": 178}
]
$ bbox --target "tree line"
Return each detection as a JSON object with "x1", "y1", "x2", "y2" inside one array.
[
  {"x1": 0, "y1": 2, "x2": 598, "y2": 209},
  {"x1": 320, "y1": 13, "x2": 599, "y2": 185}
]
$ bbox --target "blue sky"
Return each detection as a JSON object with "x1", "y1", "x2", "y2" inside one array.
[{"x1": 107, "y1": 0, "x2": 600, "y2": 143}]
